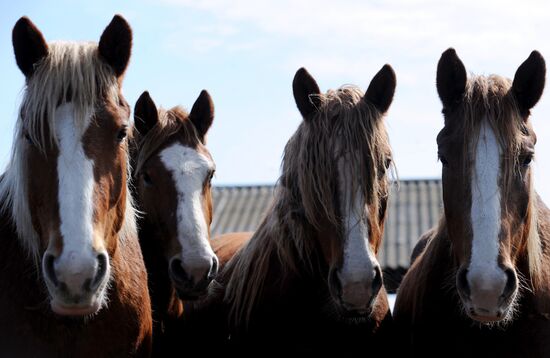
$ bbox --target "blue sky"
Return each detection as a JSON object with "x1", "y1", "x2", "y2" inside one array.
[{"x1": 1, "y1": 0, "x2": 550, "y2": 203}]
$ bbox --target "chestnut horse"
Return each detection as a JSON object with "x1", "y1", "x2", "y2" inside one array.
[
  {"x1": 0, "y1": 16, "x2": 152, "y2": 356},
  {"x1": 394, "y1": 49, "x2": 550, "y2": 357},
  {"x1": 191, "y1": 65, "x2": 398, "y2": 353},
  {"x1": 131, "y1": 91, "x2": 218, "y2": 355}
]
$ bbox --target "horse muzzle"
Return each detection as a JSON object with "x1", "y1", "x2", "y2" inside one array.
[{"x1": 42, "y1": 250, "x2": 110, "y2": 317}]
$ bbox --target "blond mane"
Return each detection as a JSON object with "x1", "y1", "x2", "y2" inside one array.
[
  {"x1": 0, "y1": 41, "x2": 136, "y2": 262},
  {"x1": 222, "y1": 85, "x2": 394, "y2": 326}
]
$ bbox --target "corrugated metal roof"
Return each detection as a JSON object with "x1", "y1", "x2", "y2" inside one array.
[{"x1": 211, "y1": 179, "x2": 442, "y2": 270}]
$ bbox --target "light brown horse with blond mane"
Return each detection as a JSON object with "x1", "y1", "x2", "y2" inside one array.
[
  {"x1": 0, "y1": 16, "x2": 152, "y2": 356},
  {"x1": 394, "y1": 48, "x2": 550, "y2": 357},
  {"x1": 189, "y1": 65, "x2": 398, "y2": 353}
]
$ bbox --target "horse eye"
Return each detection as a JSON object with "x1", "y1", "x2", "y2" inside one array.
[
  {"x1": 521, "y1": 154, "x2": 533, "y2": 167},
  {"x1": 142, "y1": 172, "x2": 153, "y2": 187},
  {"x1": 385, "y1": 158, "x2": 392, "y2": 169},
  {"x1": 117, "y1": 125, "x2": 128, "y2": 142}
]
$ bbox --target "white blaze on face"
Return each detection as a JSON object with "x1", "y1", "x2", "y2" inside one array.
[
  {"x1": 159, "y1": 143, "x2": 215, "y2": 278},
  {"x1": 467, "y1": 119, "x2": 506, "y2": 308},
  {"x1": 337, "y1": 153, "x2": 379, "y2": 307},
  {"x1": 53, "y1": 103, "x2": 100, "y2": 289}
]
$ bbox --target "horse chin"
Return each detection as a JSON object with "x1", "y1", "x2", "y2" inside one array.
[
  {"x1": 462, "y1": 301, "x2": 515, "y2": 327},
  {"x1": 174, "y1": 286, "x2": 209, "y2": 301},
  {"x1": 330, "y1": 300, "x2": 372, "y2": 324},
  {"x1": 172, "y1": 275, "x2": 213, "y2": 301},
  {"x1": 337, "y1": 308, "x2": 371, "y2": 324},
  {"x1": 469, "y1": 313, "x2": 504, "y2": 323},
  {"x1": 50, "y1": 299, "x2": 103, "y2": 318}
]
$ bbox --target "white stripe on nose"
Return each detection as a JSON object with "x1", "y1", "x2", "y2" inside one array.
[
  {"x1": 53, "y1": 103, "x2": 99, "y2": 293},
  {"x1": 159, "y1": 143, "x2": 216, "y2": 282},
  {"x1": 468, "y1": 119, "x2": 506, "y2": 307},
  {"x1": 337, "y1": 154, "x2": 379, "y2": 309}
]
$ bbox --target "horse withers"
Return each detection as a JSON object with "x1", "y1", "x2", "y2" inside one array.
[
  {"x1": 394, "y1": 48, "x2": 550, "y2": 357},
  {"x1": 131, "y1": 90, "x2": 218, "y2": 355},
  {"x1": 0, "y1": 16, "x2": 152, "y2": 356}
]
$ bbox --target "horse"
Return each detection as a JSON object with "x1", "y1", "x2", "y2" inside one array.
[
  {"x1": 190, "y1": 65, "x2": 398, "y2": 353},
  {"x1": 131, "y1": 90, "x2": 219, "y2": 355},
  {"x1": 0, "y1": 16, "x2": 152, "y2": 356},
  {"x1": 393, "y1": 48, "x2": 550, "y2": 357}
]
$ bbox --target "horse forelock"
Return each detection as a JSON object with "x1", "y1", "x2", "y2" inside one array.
[{"x1": 21, "y1": 41, "x2": 120, "y2": 151}]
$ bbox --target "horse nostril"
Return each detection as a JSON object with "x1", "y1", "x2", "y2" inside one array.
[
  {"x1": 457, "y1": 267, "x2": 470, "y2": 299},
  {"x1": 209, "y1": 256, "x2": 219, "y2": 280},
  {"x1": 169, "y1": 257, "x2": 189, "y2": 283},
  {"x1": 87, "y1": 253, "x2": 108, "y2": 292},
  {"x1": 502, "y1": 267, "x2": 517, "y2": 301},
  {"x1": 372, "y1": 265, "x2": 383, "y2": 296},
  {"x1": 43, "y1": 253, "x2": 59, "y2": 288}
]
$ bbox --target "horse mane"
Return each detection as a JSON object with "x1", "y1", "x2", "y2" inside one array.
[
  {"x1": 131, "y1": 106, "x2": 202, "y2": 177},
  {"x1": 222, "y1": 85, "x2": 393, "y2": 326},
  {"x1": 0, "y1": 41, "x2": 136, "y2": 263}
]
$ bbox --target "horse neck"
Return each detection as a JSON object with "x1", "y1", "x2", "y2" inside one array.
[
  {"x1": 239, "y1": 205, "x2": 329, "y2": 299},
  {"x1": 136, "y1": 215, "x2": 184, "y2": 321}
]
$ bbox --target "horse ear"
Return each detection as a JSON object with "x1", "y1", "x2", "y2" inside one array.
[
  {"x1": 12, "y1": 17, "x2": 48, "y2": 78},
  {"x1": 436, "y1": 48, "x2": 467, "y2": 109},
  {"x1": 293, "y1": 67, "x2": 321, "y2": 120},
  {"x1": 98, "y1": 15, "x2": 132, "y2": 78},
  {"x1": 134, "y1": 91, "x2": 158, "y2": 136},
  {"x1": 512, "y1": 51, "x2": 546, "y2": 116},
  {"x1": 364, "y1": 64, "x2": 396, "y2": 113},
  {"x1": 189, "y1": 90, "x2": 214, "y2": 143}
]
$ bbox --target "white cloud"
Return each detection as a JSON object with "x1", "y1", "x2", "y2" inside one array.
[{"x1": 157, "y1": 0, "x2": 550, "y2": 80}]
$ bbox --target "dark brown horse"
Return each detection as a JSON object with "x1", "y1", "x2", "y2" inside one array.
[
  {"x1": 190, "y1": 65, "x2": 398, "y2": 353},
  {"x1": 0, "y1": 16, "x2": 152, "y2": 356},
  {"x1": 394, "y1": 48, "x2": 550, "y2": 357},
  {"x1": 131, "y1": 91, "x2": 218, "y2": 355}
]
